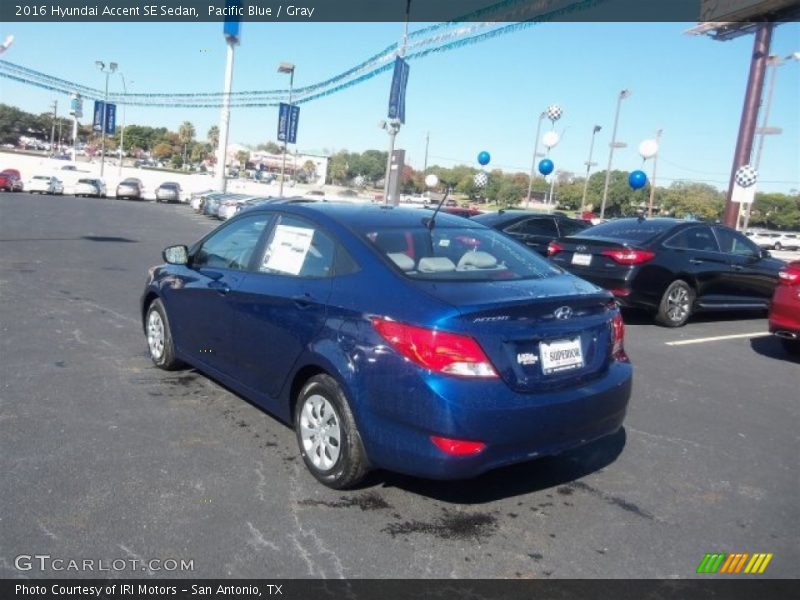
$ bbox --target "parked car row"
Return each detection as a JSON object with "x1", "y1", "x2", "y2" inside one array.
[{"x1": 747, "y1": 230, "x2": 800, "y2": 251}]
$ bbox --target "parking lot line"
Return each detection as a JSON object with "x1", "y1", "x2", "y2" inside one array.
[{"x1": 665, "y1": 332, "x2": 772, "y2": 346}]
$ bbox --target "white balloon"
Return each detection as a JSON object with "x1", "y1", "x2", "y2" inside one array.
[
  {"x1": 424, "y1": 174, "x2": 439, "y2": 188},
  {"x1": 542, "y1": 131, "x2": 560, "y2": 149},
  {"x1": 638, "y1": 139, "x2": 659, "y2": 159}
]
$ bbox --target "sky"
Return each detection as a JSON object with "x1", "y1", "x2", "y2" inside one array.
[{"x1": 2, "y1": 19, "x2": 799, "y2": 193}]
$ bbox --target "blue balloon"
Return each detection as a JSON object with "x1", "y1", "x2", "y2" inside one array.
[
  {"x1": 477, "y1": 151, "x2": 491, "y2": 166},
  {"x1": 538, "y1": 158, "x2": 554, "y2": 176},
  {"x1": 629, "y1": 170, "x2": 648, "y2": 190}
]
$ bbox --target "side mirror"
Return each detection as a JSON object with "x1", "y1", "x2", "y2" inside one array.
[
  {"x1": 760, "y1": 249, "x2": 772, "y2": 259},
  {"x1": 163, "y1": 245, "x2": 188, "y2": 265}
]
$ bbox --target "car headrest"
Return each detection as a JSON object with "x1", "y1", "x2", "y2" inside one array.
[
  {"x1": 417, "y1": 257, "x2": 456, "y2": 273},
  {"x1": 387, "y1": 252, "x2": 415, "y2": 271},
  {"x1": 457, "y1": 251, "x2": 498, "y2": 270}
]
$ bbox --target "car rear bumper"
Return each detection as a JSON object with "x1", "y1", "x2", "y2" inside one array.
[
  {"x1": 354, "y1": 361, "x2": 632, "y2": 480},
  {"x1": 769, "y1": 287, "x2": 800, "y2": 336}
]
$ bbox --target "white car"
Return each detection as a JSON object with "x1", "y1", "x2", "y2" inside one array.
[
  {"x1": 27, "y1": 175, "x2": 64, "y2": 195},
  {"x1": 747, "y1": 231, "x2": 799, "y2": 251},
  {"x1": 74, "y1": 178, "x2": 107, "y2": 198}
]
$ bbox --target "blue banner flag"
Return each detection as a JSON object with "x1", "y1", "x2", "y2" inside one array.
[
  {"x1": 277, "y1": 103, "x2": 300, "y2": 144},
  {"x1": 388, "y1": 57, "x2": 410, "y2": 124},
  {"x1": 92, "y1": 100, "x2": 105, "y2": 132},
  {"x1": 223, "y1": 0, "x2": 241, "y2": 43},
  {"x1": 104, "y1": 103, "x2": 116, "y2": 135}
]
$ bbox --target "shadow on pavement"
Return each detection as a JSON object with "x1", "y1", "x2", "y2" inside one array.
[
  {"x1": 371, "y1": 428, "x2": 627, "y2": 504},
  {"x1": 750, "y1": 334, "x2": 800, "y2": 364}
]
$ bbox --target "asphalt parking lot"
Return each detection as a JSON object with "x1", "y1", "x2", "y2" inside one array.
[{"x1": 1, "y1": 193, "x2": 797, "y2": 579}]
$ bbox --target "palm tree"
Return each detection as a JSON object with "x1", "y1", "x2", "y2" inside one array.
[
  {"x1": 178, "y1": 121, "x2": 195, "y2": 167},
  {"x1": 207, "y1": 125, "x2": 219, "y2": 148}
]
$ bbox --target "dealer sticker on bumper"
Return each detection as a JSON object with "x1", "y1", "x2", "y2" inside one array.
[{"x1": 540, "y1": 337, "x2": 584, "y2": 375}]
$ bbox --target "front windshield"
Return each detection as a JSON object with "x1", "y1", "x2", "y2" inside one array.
[{"x1": 360, "y1": 226, "x2": 562, "y2": 281}]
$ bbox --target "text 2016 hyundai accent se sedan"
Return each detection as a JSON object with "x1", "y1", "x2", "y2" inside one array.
[{"x1": 141, "y1": 203, "x2": 632, "y2": 488}]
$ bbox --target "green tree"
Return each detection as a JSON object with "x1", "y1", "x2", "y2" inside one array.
[
  {"x1": 152, "y1": 142, "x2": 173, "y2": 160},
  {"x1": 235, "y1": 149, "x2": 250, "y2": 169},
  {"x1": 207, "y1": 125, "x2": 219, "y2": 148}
]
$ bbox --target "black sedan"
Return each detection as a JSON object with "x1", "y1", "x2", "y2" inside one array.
[
  {"x1": 548, "y1": 218, "x2": 784, "y2": 327},
  {"x1": 472, "y1": 210, "x2": 590, "y2": 255}
]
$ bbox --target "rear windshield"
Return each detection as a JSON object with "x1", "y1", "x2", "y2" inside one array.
[
  {"x1": 358, "y1": 225, "x2": 561, "y2": 281},
  {"x1": 33, "y1": 176, "x2": 50, "y2": 180},
  {"x1": 77, "y1": 179, "x2": 96, "y2": 184},
  {"x1": 576, "y1": 219, "x2": 676, "y2": 243}
]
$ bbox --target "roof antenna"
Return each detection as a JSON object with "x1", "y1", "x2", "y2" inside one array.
[{"x1": 422, "y1": 174, "x2": 449, "y2": 230}]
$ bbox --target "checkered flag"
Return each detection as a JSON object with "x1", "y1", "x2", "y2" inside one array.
[
  {"x1": 473, "y1": 171, "x2": 488, "y2": 188},
  {"x1": 546, "y1": 104, "x2": 563, "y2": 122},
  {"x1": 734, "y1": 165, "x2": 757, "y2": 188}
]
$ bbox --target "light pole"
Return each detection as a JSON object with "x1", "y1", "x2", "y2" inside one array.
[
  {"x1": 526, "y1": 112, "x2": 546, "y2": 205},
  {"x1": 740, "y1": 51, "x2": 800, "y2": 231},
  {"x1": 117, "y1": 73, "x2": 129, "y2": 178},
  {"x1": 95, "y1": 60, "x2": 117, "y2": 177},
  {"x1": 580, "y1": 125, "x2": 602, "y2": 215},
  {"x1": 215, "y1": 33, "x2": 238, "y2": 193},
  {"x1": 600, "y1": 89, "x2": 631, "y2": 219},
  {"x1": 380, "y1": 120, "x2": 401, "y2": 205},
  {"x1": 278, "y1": 62, "x2": 295, "y2": 197}
]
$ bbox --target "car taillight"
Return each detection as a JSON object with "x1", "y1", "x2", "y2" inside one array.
[
  {"x1": 430, "y1": 435, "x2": 486, "y2": 456},
  {"x1": 371, "y1": 318, "x2": 498, "y2": 378},
  {"x1": 610, "y1": 310, "x2": 628, "y2": 362},
  {"x1": 602, "y1": 249, "x2": 655, "y2": 265},
  {"x1": 547, "y1": 241, "x2": 563, "y2": 257},
  {"x1": 778, "y1": 266, "x2": 800, "y2": 285}
]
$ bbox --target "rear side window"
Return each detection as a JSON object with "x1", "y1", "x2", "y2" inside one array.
[
  {"x1": 579, "y1": 219, "x2": 676, "y2": 243},
  {"x1": 665, "y1": 226, "x2": 720, "y2": 252},
  {"x1": 360, "y1": 226, "x2": 561, "y2": 281},
  {"x1": 557, "y1": 219, "x2": 589, "y2": 236},
  {"x1": 259, "y1": 215, "x2": 357, "y2": 278},
  {"x1": 507, "y1": 218, "x2": 558, "y2": 236}
]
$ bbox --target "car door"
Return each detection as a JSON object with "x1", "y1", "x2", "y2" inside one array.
[
  {"x1": 661, "y1": 225, "x2": 730, "y2": 303},
  {"x1": 229, "y1": 214, "x2": 337, "y2": 399},
  {"x1": 713, "y1": 226, "x2": 776, "y2": 304},
  {"x1": 504, "y1": 217, "x2": 559, "y2": 255},
  {"x1": 165, "y1": 213, "x2": 271, "y2": 374}
]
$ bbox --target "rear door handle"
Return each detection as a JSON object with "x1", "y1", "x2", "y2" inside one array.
[
  {"x1": 689, "y1": 259, "x2": 704, "y2": 265},
  {"x1": 732, "y1": 265, "x2": 744, "y2": 272},
  {"x1": 293, "y1": 294, "x2": 312, "y2": 309},
  {"x1": 208, "y1": 280, "x2": 230, "y2": 295}
]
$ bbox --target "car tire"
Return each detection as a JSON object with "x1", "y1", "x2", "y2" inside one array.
[
  {"x1": 294, "y1": 374, "x2": 369, "y2": 489},
  {"x1": 145, "y1": 298, "x2": 182, "y2": 370},
  {"x1": 781, "y1": 338, "x2": 800, "y2": 355},
  {"x1": 773, "y1": 242, "x2": 782, "y2": 251},
  {"x1": 655, "y1": 280, "x2": 694, "y2": 327}
]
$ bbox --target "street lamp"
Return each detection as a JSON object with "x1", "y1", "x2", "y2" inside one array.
[
  {"x1": 580, "y1": 125, "x2": 602, "y2": 215},
  {"x1": 278, "y1": 61, "x2": 295, "y2": 197},
  {"x1": 525, "y1": 111, "x2": 546, "y2": 205},
  {"x1": 117, "y1": 73, "x2": 130, "y2": 178},
  {"x1": 599, "y1": 89, "x2": 631, "y2": 219},
  {"x1": 96, "y1": 60, "x2": 117, "y2": 177}
]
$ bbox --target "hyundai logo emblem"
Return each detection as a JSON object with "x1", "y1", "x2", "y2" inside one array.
[
  {"x1": 576, "y1": 245, "x2": 588, "y2": 252},
  {"x1": 554, "y1": 306, "x2": 573, "y2": 320}
]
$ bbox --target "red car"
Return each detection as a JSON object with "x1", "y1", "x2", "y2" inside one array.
[
  {"x1": 0, "y1": 168, "x2": 23, "y2": 192},
  {"x1": 768, "y1": 261, "x2": 800, "y2": 355}
]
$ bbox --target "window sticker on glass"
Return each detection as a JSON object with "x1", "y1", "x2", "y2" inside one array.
[{"x1": 262, "y1": 224, "x2": 314, "y2": 275}]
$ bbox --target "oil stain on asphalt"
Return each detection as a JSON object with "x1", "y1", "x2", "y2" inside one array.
[{"x1": 382, "y1": 509, "x2": 498, "y2": 541}]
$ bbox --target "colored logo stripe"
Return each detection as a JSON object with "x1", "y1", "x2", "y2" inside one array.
[{"x1": 697, "y1": 553, "x2": 773, "y2": 574}]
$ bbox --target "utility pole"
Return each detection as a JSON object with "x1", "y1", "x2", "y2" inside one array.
[
  {"x1": 278, "y1": 63, "x2": 295, "y2": 197},
  {"x1": 96, "y1": 61, "x2": 117, "y2": 178},
  {"x1": 647, "y1": 129, "x2": 663, "y2": 217},
  {"x1": 49, "y1": 101, "x2": 57, "y2": 156}
]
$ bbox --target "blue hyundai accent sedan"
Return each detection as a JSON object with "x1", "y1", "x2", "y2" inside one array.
[{"x1": 141, "y1": 203, "x2": 632, "y2": 488}]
